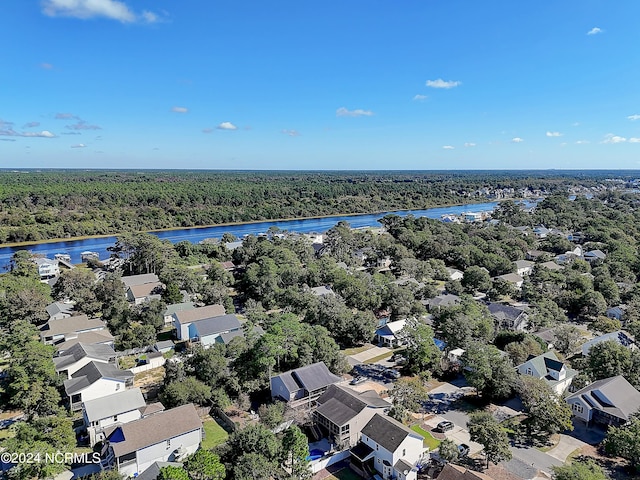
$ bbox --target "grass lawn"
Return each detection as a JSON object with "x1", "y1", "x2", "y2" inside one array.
[
  {"x1": 325, "y1": 468, "x2": 363, "y2": 480},
  {"x1": 201, "y1": 418, "x2": 229, "y2": 450},
  {"x1": 363, "y1": 352, "x2": 393, "y2": 364},
  {"x1": 411, "y1": 425, "x2": 441, "y2": 451},
  {"x1": 342, "y1": 345, "x2": 372, "y2": 356}
]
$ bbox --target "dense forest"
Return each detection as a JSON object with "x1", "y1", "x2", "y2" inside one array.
[{"x1": 0, "y1": 169, "x2": 633, "y2": 244}]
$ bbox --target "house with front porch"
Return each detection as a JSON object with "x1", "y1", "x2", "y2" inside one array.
[
  {"x1": 375, "y1": 319, "x2": 407, "y2": 348},
  {"x1": 100, "y1": 403, "x2": 202, "y2": 477},
  {"x1": 314, "y1": 385, "x2": 389, "y2": 449},
  {"x1": 350, "y1": 413, "x2": 426, "y2": 480}
]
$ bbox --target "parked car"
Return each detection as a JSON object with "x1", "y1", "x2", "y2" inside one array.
[
  {"x1": 457, "y1": 444, "x2": 470, "y2": 456},
  {"x1": 437, "y1": 420, "x2": 454, "y2": 432},
  {"x1": 385, "y1": 368, "x2": 401, "y2": 379},
  {"x1": 350, "y1": 375, "x2": 367, "y2": 385},
  {"x1": 391, "y1": 352, "x2": 406, "y2": 362}
]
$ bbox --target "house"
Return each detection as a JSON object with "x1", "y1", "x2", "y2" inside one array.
[
  {"x1": 136, "y1": 462, "x2": 184, "y2": 480},
  {"x1": 126, "y1": 282, "x2": 164, "y2": 305},
  {"x1": 82, "y1": 387, "x2": 156, "y2": 446},
  {"x1": 310, "y1": 285, "x2": 335, "y2": 297},
  {"x1": 220, "y1": 261, "x2": 236, "y2": 271},
  {"x1": 463, "y1": 212, "x2": 483, "y2": 223},
  {"x1": 539, "y1": 261, "x2": 563, "y2": 271},
  {"x1": 435, "y1": 464, "x2": 493, "y2": 480},
  {"x1": 314, "y1": 384, "x2": 389, "y2": 449},
  {"x1": 487, "y1": 303, "x2": 529, "y2": 332},
  {"x1": 533, "y1": 226, "x2": 551, "y2": 238},
  {"x1": 446, "y1": 268, "x2": 464, "y2": 281},
  {"x1": 495, "y1": 273, "x2": 524, "y2": 289},
  {"x1": 566, "y1": 375, "x2": 640, "y2": 427},
  {"x1": 189, "y1": 314, "x2": 244, "y2": 346},
  {"x1": 32, "y1": 257, "x2": 60, "y2": 280},
  {"x1": 584, "y1": 249, "x2": 607, "y2": 263},
  {"x1": 173, "y1": 304, "x2": 225, "y2": 341},
  {"x1": 46, "y1": 301, "x2": 74, "y2": 321},
  {"x1": 606, "y1": 305, "x2": 627, "y2": 321},
  {"x1": 101, "y1": 403, "x2": 202, "y2": 477},
  {"x1": 581, "y1": 331, "x2": 636, "y2": 356},
  {"x1": 225, "y1": 240, "x2": 243, "y2": 250},
  {"x1": 163, "y1": 302, "x2": 196, "y2": 326},
  {"x1": 270, "y1": 362, "x2": 342, "y2": 405},
  {"x1": 154, "y1": 340, "x2": 175, "y2": 354},
  {"x1": 427, "y1": 294, "x2": 461, "y2": 312},
  {"x1": 350, "y1": 413, "x2": 426, "y2": 480},
  {"x1": 121, "y1": 273, "x2": 160, "y2": 289},
  {"x1": 375, "y1": 319, "x2": 407, "y2": 348},
  {"x1": 54, "y1": 330, "x2": 115, "y2": 355},
  {"x1": 64, "y1": 361, "x2": 134, "y2": 411},
  {"x1": 513, "y1": 260, "x2": 534, "y2": 276},
  {"x1": 40, "y1": 314, "x2": 109, "y2": 345},
  {"x1": 516, "y1": 351, "x2": 577, "y2": 395},
  {"x1": 53, "y1": 343, "x2": 117, "y2": 379},
  {"x1": 525, "y1": 249, "x2": 546, "y2": 261}
]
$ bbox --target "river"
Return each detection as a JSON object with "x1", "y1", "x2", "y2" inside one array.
[{"x1": 0, "y1": 201, "x2": 519, "y2": 270}]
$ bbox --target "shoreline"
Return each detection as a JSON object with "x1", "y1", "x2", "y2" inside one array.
[{"x1": 0, "y1": 199, "x2": 505, "y2": 249}]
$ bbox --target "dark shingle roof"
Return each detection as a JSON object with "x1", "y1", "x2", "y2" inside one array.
[
  {"x1": 192, "y1": 314, "x2": 242, "y2": 337},
  {"x1": 487, "y1": 303, "x2": 524, "y2": 321},
  {"x1": 40, "y1": 314, "x2": 106, "y2": 338},
  {"x1": 292, "y1": 362, "x2": 342, "y2": 393},
  {"x1": 53, "y1": 343, "x2": 116, "y2": 371},
  {"x1": 64, "y1": 361, "x2": 133, "y2": 395},
  {"x1": 108, "y1": 403, "x2": 202, "y2": 457},
  {"x1": 361, "y1": 413, "x2": 420, "y2": 453},
  {"x1": 316, "y1": 385, "x2": 387, "y2": 426}
]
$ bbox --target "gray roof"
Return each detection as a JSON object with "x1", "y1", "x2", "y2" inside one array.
[
  {"x1": 174, "y1": 304, "x2": 225, "y2": 324},
  {"x1": 46, "y1": 301, "x2": 74, "y2": 318},
  {"x1": 163, "y1": 302, "x2": 196, "y2": 317},
  {"x1": 107, "y1": 403, "x2": 202, "y2": 457},
  {"x1": 136, "y1": 462, "x2": 183, "y2": 480},
  {"x1": 361, "y1": 413, "x2": 420, "y2": 453},
  {"x1": 83, "y1": 388, "x2": 146, "y2": 422},
  {"x1": 487, "y1": 303, "x2": 525, "y2": 321},
  {"x1": 581, "y1": 331, "x2": 635, "y2": 355},
  {"x1": 517, "y1": 351, "x2": 577, "y2": 388},
  {"x1": 40, "y1": 315, "x2": 107, "y2": 338},
  {"x1": 310, "y1": 286, "x2": 334, "y2": 296},
  {"x1": 585, "y1": 249, "x2": 606, "y2": 259},
  {"x1": 540, "y1": 261, "x2": 563, "y2": 271},
  {"x1": 154, "y1": 340, "x2": 175, "y2": 351},
  {"x1": 428, "y1": 294, "x2": 461, "y2": 309},
  {"x1": 192, "y1": 314, "x2": 242, "y2": 337},
  {"x1": 121, "y1": 273, "x2": 160, "y2": 288},
  {"x1": 127, "y1": 282, "x2": 163, "y2": 299},
  {"x1": 514, "y1": 260, "x2": 534, "y2": 269},
  {"x1": 64, "y1": 361, "x2": 134, "y2": 395},
  {"x1": 55, "y1": 330, "x2": 114, "y2": 353},
  {"x1": 53, "y1": 343, "x2": 116, "y2": 371},
  {"x1": 272, "y1": 362, "x2": 341, "y2": 394},
  {"x1": 219, "y1": 329, "x2": 245, "y2": 344},
  {"x1": 316, "y1": 385, "x2": 388, "y2": 426},
  {"x1": 496, "y1": 273, "x2": 524, "y2": 284},
  {"x1": 567, "y1": 375, "x2": 640, "y2": 422}
]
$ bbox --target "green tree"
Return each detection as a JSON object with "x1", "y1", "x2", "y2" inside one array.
[
  {"x1": 553, "y1": 324, "x2": 582, "y2": 355},
  {"x1": 604, "y1": 414, "x2": 640, "y2": 469},
  {"x1": 233, "y1": 453, "x2": 278, "y2": 480},
  {"x1": 438, "y1": 438, "x2": 460, "y2": 464},
  {"x1": 467, "y1": 411, "x2": 512, "y2": 469},
  {"x1": 158, "y1": 466, "x2": 190, "y2": 480},
  {"x1": 186, "y1": 449, "x2": 226, "y2": 480},
  {"x1": 258, "y1": 402, "x2": 286, "y2": 429},
  {"x1": 518, "y1": 376, "x2": 573, "y2": 438},
  {"x1": 160, "y1": 377, "x2": 212, "y2": 408},
  {"x1": 462, "y1": 266, "x2": 492, "y2": 294},
  {"x1": 52, "y1": 268, "x2": 100, "y2": 315},
  {"x1": 281, "y1": 425, "x2": 310, "y2": 479},
  {"x1": 389, "y1": 377, "x2": 430, "y2": 423},
  {"x1": 462, "y1": 343, "x2": 517, "y2": 400},
  {"x1": 552, "y1": 460, "x2": 609, "y2": 480},
  {"x1": 398, "y1": 319, "x2": 442, "y2": 374}
]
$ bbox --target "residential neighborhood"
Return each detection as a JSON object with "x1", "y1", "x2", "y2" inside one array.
[{"x1": 2, "y1": 191, "x2": 640, "y2": 480}]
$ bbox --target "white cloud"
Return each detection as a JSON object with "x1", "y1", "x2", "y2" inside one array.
[
  {"x1": 587, "y1": 27, "x2": 603, "y2": 35},
  {"x1": 61, "y1": 131, "x2": 82, "y2": 135},
  {"x1": 67, "y1": 120, "x2": 101, "y2": 130},
  {"x1": 42, "y1": 0, "x2": 162, "y2": 24},
  {"x1": 426, "y1": 79, "x2": 461, "y2": 89},
  {"x1": 546, "y1": 131, "x2": 563, "y2": 137},
  {"x1": 464, "y1": 142, "x2": 476, "y2": 147},
  {"x1": 442, "y1": 145, "x2": 455, "y2": 150},
  {"x1": 217, "y1": 122, "x2": 238, "y2": 130},
  {"x1": 0, "y1": 125, "x2": 56, "y2": 138},
  {"x1": 23, "y1": 121, "x2": 41, "y2": 128},
  {"x1": 629, "y1": 138, "x2": 640, "y2": 143},
  {"x1": 628, "y1": 114, "x2": 640, "y2": 121},
  {"x1": 171, "y1": 106, "x2": 188, "y2": 113},
  {"x1": 602, "y1": 133, "x2": 626, "y2": 144},
  {"x1": 336, "y1": 107, "x2": 374, "y2": 117},
  {"x1": 575, "y1": 140, "x2": 590, "y2": 144},
  {"x1": 511, "y1": 137, "x2": 524, "y2": 143},
  {"x1": 71, "y1": 143, "x2": 87, "y2": 148},
  {"x1": 412, "y1": 94, "x2": 428, "y2": 102},
  {"x1": 281, "y1": 129, "x2": 301, "y2": 137}
]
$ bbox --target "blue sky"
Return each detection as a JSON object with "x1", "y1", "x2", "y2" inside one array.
[{"x1": 1, "y1": 1, "x2": 640, "y2": 170}]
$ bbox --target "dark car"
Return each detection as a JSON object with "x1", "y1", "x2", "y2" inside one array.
[
  {"x1": 385, "y1": 368, "x2": 401, "y2": 379},
  {"x1": 457, "y1": 444, "x2": 470, "y2": 456},
  {"x1": 350, "y1": 375, "x2": 367, "y2": 385},
  {"x1": 437, "y1": 420, "x2": 454, "y2": 432}
]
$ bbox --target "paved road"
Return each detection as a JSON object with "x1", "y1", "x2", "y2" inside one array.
[{"x1": 509, "y1": 444, "x2": 564, "y2": 476}]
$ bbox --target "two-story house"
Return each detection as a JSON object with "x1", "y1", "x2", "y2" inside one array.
[
  {"x1": 101, "y1": 403, "x2": 202, "y2": 477},
  {"x1": 53, "y1": 342, "x2": 117, "y2": 379},
  {"x1": 188, "y1": 314, "x2": 244, "y2": 346},
  {"x1": 314, "y1": 385, "x2": 389, "y2": 449},
  {"x1": 516, "y1": 351, "x2": 577, "y2": 395},
  {"x1": 173, "y1": 304, "x2": 226, "y2": 341},
  {"x1": 487, "y1": 303, "x2": 529, "y2": 332},
  {"x1": 350, "y1": 413, "x2": 426, "y2": 480},
  {"x1": 270, "y1": 362, "x2": 342, "y2": 406},
  {"x1": 64, "y1": 361, "x2": 134, "y2": 411}
]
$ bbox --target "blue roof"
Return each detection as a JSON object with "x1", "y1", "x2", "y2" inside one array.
[{"x1": 433, "y1": 338, "x2": 446, "y2": 351}]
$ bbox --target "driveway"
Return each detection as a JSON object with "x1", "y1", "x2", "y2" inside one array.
[
  {"x1": 509, "y1": 444, "x2": 564, "y2": 476},
  {"x1": 547, "y1": 434, "x2": 587, "y2": 462},
  {"x1": 348, "y1": 346, "x2": 392, "y2": 363},
  {"x1": 424, "y1": 413, "x2": 483, "y2": 456}
]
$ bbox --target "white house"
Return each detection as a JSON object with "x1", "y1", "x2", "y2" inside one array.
[
  {"x1": 40, "y1": 314, "x2": 109, "y2": 345},
  {"x1": 270, "y1": 362, "x2": 342, "y2": 405},
  {"x1": 566, "y1": 375, "x2": 640, "y2": 427},
  {"x1": 350, "y1": 413, "x2": 426, "y2": 480},
  {"x1": 126, "y1": 282, "x2": 164, "y2": 305},
  {"x1": 446, "y1": 268, "x2": 464, "y2": 281},
  {"x1": 163, "y1": 302, "x2": 196, "y2": 326},
  {"x1": 516, "y1": 351, "x2": 577, "y2": 395},
  {"x1": 495, "y1": 273, "x2": 524, "y2": 290},
  {"x1": 32, "y1": 257, "x2": 60, "y2": 280},
  {"x1": 101, "y1": 403, "x2": 202, "y2": 477},
  {"x1": 64, "y1": 361, "x2": 134, "y2": 411},
  {"x1": 82, "y1": 387, "x2": 161, "y2": 446},
  {"x1": 375, "y1": 319, "x2": 407, "y2": 348},
  {"x1": 514, "y1": 260, "x2": 535, "y2": 276},
  {"x1": 173, "y1": 304, "x2": 225, "y2": 341},
  {"x1": 45, "y1": 301, "x2": 74, "y2": 321},
  {"x1": 53, "y1": 343, "x2": 117, "y2": 379}
]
